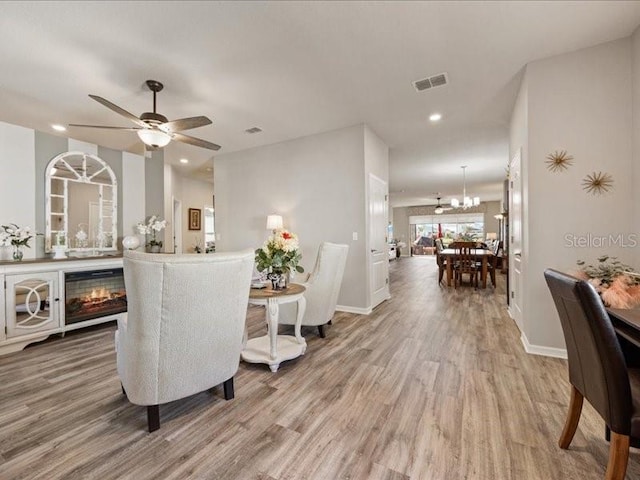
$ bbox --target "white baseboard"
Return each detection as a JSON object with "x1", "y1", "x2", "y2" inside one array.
[
  {"x1": 520, "y1": 332, "x2": 567, "y2": 359},
  {"x1": 335, "y1": 305, "x2": 372, "y2": 315}
]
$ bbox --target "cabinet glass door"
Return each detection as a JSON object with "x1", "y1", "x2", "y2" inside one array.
[{"x1": 6, "y1": 273, "x2": 59, "y2": 338}]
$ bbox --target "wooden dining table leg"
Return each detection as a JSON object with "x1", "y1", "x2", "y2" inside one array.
[
  {"x1": 481, "y1": 256, "x2": 488, "y2": 289},
  {"x1": 446, "y1": 260, "x2": 453, "y2": 286}
]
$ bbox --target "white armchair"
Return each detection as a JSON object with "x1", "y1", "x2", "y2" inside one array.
[
  {"x1": 116, "y1": 249, "x2": 254, "y2": 432},
  {"x1": 278, "y1": 242, "x2": 349, "y2": 338}
]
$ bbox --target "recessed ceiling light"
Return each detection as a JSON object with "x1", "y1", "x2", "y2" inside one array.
[
  {"x1": 179, "y1": 158, "x2": 189, "y2": 164},
  {"x1": 51, "y1": 124, "x2": 66, "y2": 132},
  {"x1": 429, "y1": 113, "x2": 442, "y2": 122},
  {"x1": 206, "y1": 167, "x2": 212, "y2": 172}
]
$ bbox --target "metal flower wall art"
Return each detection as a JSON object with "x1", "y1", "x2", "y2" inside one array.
[
  {"x1": 545, "y1": 150, "x2": 574, "y2": 172},
  {"x1": 582, "y1": 171, "x2": 613, "y2": 195}
]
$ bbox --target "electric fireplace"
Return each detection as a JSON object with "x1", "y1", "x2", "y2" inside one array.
[{"x1": 64, "y1": 268, "x2": 127, "y2": 325}]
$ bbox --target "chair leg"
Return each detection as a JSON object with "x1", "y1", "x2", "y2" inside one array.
[
  {"x1": 605, "y1": 432, "x2": 630, "y2": 480},
  {"x1": 318, "y1": 325, "x2": 326, "y2": 338},
  {"x1": 558, "y1": 385, "x2": 584, "y2": 449},
  {"x1": 223, "y1": 377, "x2": 234, "y2": 400},
  {"x1": 121, "y1": 383, "x2": 126, "y2": 396},
  {"x1": 147, "y1": 405, "x2": 160, "y2": 433},
  {"x1": 328, "y1": 320, "x2": 332, "y2": 326}
]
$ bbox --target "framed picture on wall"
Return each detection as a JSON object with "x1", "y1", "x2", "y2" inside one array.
[{"x1": 188, "y1": 208, "x2": 201, "y2": 230}]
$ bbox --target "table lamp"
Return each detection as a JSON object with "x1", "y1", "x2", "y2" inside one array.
[{"x1": 266, "y1": 214, "x2": 283, "y2": 233}]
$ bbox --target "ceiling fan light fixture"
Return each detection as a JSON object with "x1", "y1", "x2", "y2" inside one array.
[
  {"x1": 434, "y1": 205, "x2": 444, "y2": 214},
  {"x1": 137, "y1": 129, "x2": 171, "y2": 148}
]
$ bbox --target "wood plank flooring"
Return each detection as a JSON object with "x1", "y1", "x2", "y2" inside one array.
[{"x1": 0, "y1": 256, "x2": 639, "y2": 479}]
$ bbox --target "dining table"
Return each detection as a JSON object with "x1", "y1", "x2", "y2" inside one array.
[
  {"x1": 606, "y1": 307, "x2": 640, "y2": 447},
  {"x1": 439, "y1": 248, "x2": 494, "y2": 288}
]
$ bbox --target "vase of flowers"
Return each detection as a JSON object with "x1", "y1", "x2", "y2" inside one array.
[
  {"x1": 0, "y1": 223, "x2": 34, "y2": 261},
  {"x1": 574, "y1": 256, "x2": 640, "y2": 309},
  {"x1": 255, "y1": 229, "x2": 304, "y2": 290},
  {"x1": 137, "y1": 215, "x2": 167, "y2": 253}
]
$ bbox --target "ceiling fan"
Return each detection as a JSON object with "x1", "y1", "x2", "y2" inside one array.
[
  {"x1": 69, "y1": 80, "x2": 221, "y2": 151},
  {"x1": 434, "y1": 196, "x2": 453, "y2": 215}
]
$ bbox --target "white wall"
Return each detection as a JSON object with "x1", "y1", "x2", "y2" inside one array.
[
  {"x1": 215, "y1": 124, "x2": 374, "y2": 310},
  {"x1": 0, "y1": 123, "x2": 35, "y2": 260},
  {"x1": 511, "y1": 38, "x2": 634, "y2": 353}
]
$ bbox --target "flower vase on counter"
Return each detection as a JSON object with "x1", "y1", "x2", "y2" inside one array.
[
  {"x1": 137, "y1": 215, "x2": 166, "y2": 254},
  {"x1": 0, "y1": 223, "x2": 34, "y2": 262}
]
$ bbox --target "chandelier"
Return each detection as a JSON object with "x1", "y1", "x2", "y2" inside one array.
[{"x1": 450, "y1": 166, "x2": 480, "y2": 209}]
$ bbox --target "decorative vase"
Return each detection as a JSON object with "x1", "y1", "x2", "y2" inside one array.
[
  {"x1": 150, "y1": 245, "x2": 161, "y2": 253},
  {"x1": 268, "y1": 271, "x2": 289, "y2": 290},
  {"x1": 122, "y1": 235, "x2": 141, "y2": 251},
  {"x1": 52, "y1": 245, "x2": 67, "y2": 259},
  {"x1": 13, "y1": 246, "x2": 23, "y2": 261}
]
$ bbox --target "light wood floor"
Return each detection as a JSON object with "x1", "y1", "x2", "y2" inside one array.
[{"x1": 1, "y1": 256, "x2": 639, "y2": 479}]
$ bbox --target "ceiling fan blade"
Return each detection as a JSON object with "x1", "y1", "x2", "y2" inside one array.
[
  {"x1": 172, "y1": 132, "x2": 221, "y2": 151},
  {"x1": 68, "y1": 124, "x2": 142, "y2": 131},
  {"x1": 161, "y1": 116, "x2": 212, "y2": 132},
  {"x1": 88, "y1": 95, "x2": 148, "y2": 128}
]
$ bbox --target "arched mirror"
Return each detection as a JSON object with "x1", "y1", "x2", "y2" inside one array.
[{"x1": 45, "y1": 151, "x2": 118, "y2": 253}]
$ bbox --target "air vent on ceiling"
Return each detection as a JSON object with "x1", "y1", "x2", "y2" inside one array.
[
  {"x1": 413, "y1": 72, "x2": 449, "y2": 92},
  {"x1": 245, "y1": 127, "x2": 263, "y2": 134}
]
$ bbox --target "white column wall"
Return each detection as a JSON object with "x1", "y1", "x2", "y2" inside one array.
[
  {"x1": 122, "y1": 151, "x2": 146, "y2": 247},
  {"x1": 0, "y1": 122, "x2": 36, "y2": 260}
]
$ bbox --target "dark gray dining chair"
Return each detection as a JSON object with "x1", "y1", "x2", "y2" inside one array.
[{"x1": 544, "y1": 269, "x2": 640, "y2": 480}]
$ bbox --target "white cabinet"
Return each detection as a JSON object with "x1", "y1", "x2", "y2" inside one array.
[
  {"x1": 0, "y1": 256, "x2": 124, "y2": 355},
  {"x1": 5, "y1": 272, "x2": 60, "y2": 338}
]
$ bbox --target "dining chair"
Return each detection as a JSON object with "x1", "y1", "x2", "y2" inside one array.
[
  {"x1": 454, "y1": 246, "x2": 478, "y2": 288},
  {"x1": 487, "y1": 240, "x2": 502, "y2": 288},
  {"x1": 544, "y1": 269, "x2": 640, "y2": 480},
  {"x1": 117, "y1": 250, "x2": 254, "y2": 432},
  {"x1": 435, "y1": 238, "x2": 447, "y2": 285}
]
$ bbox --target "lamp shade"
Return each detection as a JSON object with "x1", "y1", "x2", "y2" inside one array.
[
  {"x1": 266, "y1": 214, "x2": 283, "y2": 231},
  {"x1": 137, "y1": 129, "x2": 171, "y2": 148},
  {"x1": 486, "y1": 232, "x2": 498, "y2": 241}
]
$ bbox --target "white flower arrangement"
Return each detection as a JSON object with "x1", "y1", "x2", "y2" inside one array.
[
  {"x1": 0, "y1": 224, "x2": 34, "y2": 248},
  {"x1": 137, "y1": 215, "x2": 167, "y2": 247},
  {"x1": 255, "y1": 229, "x2": 304, "y2": 275}
]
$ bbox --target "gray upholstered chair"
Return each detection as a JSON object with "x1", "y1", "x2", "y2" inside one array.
[
  {"x1": 116, "y1": 250, "x2": 254, "y2": 432},
  {"x1": 278, "y1": 242, "x2": 349, "y2": 338},
  {"x1": 544, "y1": 269, "x2": 640, "y2": 480}
]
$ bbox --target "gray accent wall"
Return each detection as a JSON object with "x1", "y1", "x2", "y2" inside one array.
[{"x1": 145, "y1": 151, "x2": 166, "y2": 246}]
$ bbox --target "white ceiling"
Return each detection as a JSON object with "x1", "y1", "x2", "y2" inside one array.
[{"x1": 2, "y1": 1, "x2": 640, "y2": 204}]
